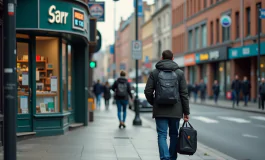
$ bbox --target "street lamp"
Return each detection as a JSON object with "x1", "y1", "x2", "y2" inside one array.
[{"x1": 113, "y1": 0, "x2": 119, "y2": 79}]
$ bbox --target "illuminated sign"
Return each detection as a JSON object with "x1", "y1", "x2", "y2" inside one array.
[
  {"x1": 200, "y1": 53, "x2": 209, "y2": 61},
  {"x1": 72, "y1": 8, "x2": 85, "y2": 31},
  {"x1": 48, "y1": 5, "x2": 69, "y2": 24}
]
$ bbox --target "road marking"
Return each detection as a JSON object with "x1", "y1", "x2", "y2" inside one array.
[
  {"x1": 192, "y1": 116, "x2": 219, "y2": 123},
  {"x1": 249, "y1": 116, "x2": 265, "y2": 121},
  {"x1": 218, "y1": 116, "x2": 251, "y2": 123},
  {"x1": 254, "y1": 124, "x2": 265, "y2": 129},
  {"x1": 242, "y1": 134, "x2": 258, "y2": 138}
]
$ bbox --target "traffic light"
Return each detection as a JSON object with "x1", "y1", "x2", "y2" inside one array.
[{"x1": 89, "y1": 61, "x2": 97, "y2": 68}]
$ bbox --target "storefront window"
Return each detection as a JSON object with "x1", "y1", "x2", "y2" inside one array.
[
  {"x1": 62, "y1": 43, "x2": 67, "y2": 111},
  {"x1": 202, "y1": 64, "x2": 207, "y2": 83},
  {"x1": 218, "y1": 62, "x2": 225, "y2": 98},
  {"x1": 260, "y1": 56, "x2": 265, "y2": 78},
  {"x1": 35, "y1": 37, "x2": 59, "y2": 114},
  {"x1": 189, "y1": 66, "x2": 197, "y2": 84},
  {"x1": 226, "y1": 61, "x2": 231, "y2": 92},
  {"x1": 68, "y1": 45, "x2": 72, "y2": 110}
]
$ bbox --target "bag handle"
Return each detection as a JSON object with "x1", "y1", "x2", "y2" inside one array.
[{"x1": 182, "y1": 121, "x2": 194, "y2": 129}]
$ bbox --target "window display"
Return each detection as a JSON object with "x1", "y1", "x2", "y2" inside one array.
[
  {"x1": 62, "y1": 42, "x2": 67, "y2": 111},
  {"x1": 35, "y1": 37, "x2": 60, "y2": 114},
  {"x1": 68, "y1": 45, "x2": 72, "y2": 110}
]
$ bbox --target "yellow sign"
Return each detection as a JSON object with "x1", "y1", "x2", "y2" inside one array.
[{"x1": 200, "y1": 53, "x2": 209, "y2": 61}]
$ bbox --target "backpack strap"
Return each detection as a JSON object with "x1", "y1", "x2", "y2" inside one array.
[{"x1": 152, "y1": 69, "x2": 180, "y2": 85}]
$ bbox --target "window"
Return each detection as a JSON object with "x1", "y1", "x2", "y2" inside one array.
[
  {"x1": 188, "y1": 30, "x2": 193, "y2": 50},
  {"x1": 246, "y1": 7, "x2": 251, "y2": 36},
  {"x1": 68, "y1": 45, "x2": 72, "y2": 110},
  {"x1": 201, "y1": 24, "x2": 207, "y2": 47},
  {"x1": 222, "y1": 16, "x2": 231, "y2": 42},
  {"x1": 35, "y1": 37, "x2": 60, "y2": 114},
  {"x1": 62, "y1": 42, "x2": 67, "y2": 111},
  {"x1": 195, "y1": 27, "x2": 200, "y2": 49},
  {"x1": 235, "y1": 12, "x2": 240, "y2": 39},
  {"x1": 210, "y1": 21, "x2": 213, "y2": 44},
  {"x1": 256, "y1": 3, "x2": 262, "y2": 34},
  {"x1": 216, "y1": 19, "x2": 220, "y2": 43},
  {"x1": 204, "y1": 0, "x2": 207, "y2": 8}
]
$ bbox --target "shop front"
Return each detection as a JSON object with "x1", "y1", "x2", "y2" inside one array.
[
  {"x1": 184, "y1": 54, "x2": 196, "y2": 84},
  {"x1": 195, "y1": 46, "x2": 228, "y2": 99},
  {"x1": 228, "y1": 42, "x2": 265, "y2": 101},
  {"x1": 16, "y1": 0, "x2": 91, "y2": 136}
]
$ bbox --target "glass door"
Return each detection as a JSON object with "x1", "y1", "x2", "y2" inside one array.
[{"x1": 16, "y1": 40, "x2": 33, "y2": 132}]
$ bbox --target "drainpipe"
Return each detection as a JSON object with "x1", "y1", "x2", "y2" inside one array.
[{"x1": 240, "y1": 0, "x2": 244, "y2": 46}]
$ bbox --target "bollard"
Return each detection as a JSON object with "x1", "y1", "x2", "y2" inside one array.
[{"x1": 88, "y1": 98, "x2": 95, "y2": 122}]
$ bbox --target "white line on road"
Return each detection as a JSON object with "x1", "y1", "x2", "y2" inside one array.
[
  {"x1": 242, "y1": 134, "x2": 258, "y2": 138},
  {"x1": 192, "y1": 116, "x2": 219, "y2": 123},
  {"x1": 254, "y1": 124, "x2": 265, "y2": 129},
  {"x1": 249, "y1": 116, "x2": 265, "y2": 121},
  {"x1": 218, "y1": 116, "x2": 251, "y2": 123}
]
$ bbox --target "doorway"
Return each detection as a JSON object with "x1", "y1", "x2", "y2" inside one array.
[{"x1": 16, "y1": 40, "x2": 33, "y2": 132}]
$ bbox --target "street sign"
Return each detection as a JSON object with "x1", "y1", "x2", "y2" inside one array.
[
  {"x1": 88, "y1": 1, "x2": 105, "y2": 22},
  {"x1": 260, "y1": 9, "x2": 265, "y2": 19},
  {"x1": 132, "y1": 40, "x2": 142, "y2": 60}
]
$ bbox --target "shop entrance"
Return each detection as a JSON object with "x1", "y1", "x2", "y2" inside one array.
[{"x1": 16, "y1": 39, "x2": 33, "y2": 132}]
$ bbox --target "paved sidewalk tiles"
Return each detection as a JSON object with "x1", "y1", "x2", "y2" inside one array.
[{"x1": 0, "y1": 105, "x2": 236, "y2": 160}]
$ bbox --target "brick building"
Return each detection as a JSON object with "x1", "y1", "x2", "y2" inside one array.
[{"x1": 172, "y1": 0, "x2": 265, "y2": 101}]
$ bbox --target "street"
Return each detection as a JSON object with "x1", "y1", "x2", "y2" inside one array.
[{"x1": 141, "y1": 104, "x2": 265, "y2": 160}]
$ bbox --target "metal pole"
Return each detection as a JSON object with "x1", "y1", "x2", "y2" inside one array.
[
  {"x1": 133, "y1": 0, "x2": 142, "y2": 126},
  {"x1": 113, "y1": 1, "x2": 117, "y2": 79},
  {"x1": 3, "y1": 0, "x2": 17, "y2": 159},
  {"x1": 257, "y1": 3, "x2": 261, "y2": 108}
]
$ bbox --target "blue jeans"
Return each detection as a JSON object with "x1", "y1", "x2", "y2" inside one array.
[
  {"x1": 243, "y1": 94, "x2": 249, "y2": 105},
  {"x1": 155, "y1": 117, "x2": 180, "y2": 160},
  {"x1": 193, "y1": 93, "x2": 198, "y2": 102},
  {"x1": 232, "y1": 91, "x2": 240, "y2": 106},
  {"x1": 116, "y1": 100, "x2": 128, "y2": 122},
  {"x1": 96, "y1": 94, "x2": 101, "y2": 108}
]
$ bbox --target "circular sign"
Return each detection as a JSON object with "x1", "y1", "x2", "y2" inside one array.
[
  {"x1": 220, "y1": 15, "x2": 232, "y2": 27},
  {"x1": 90, "y1": 4, "x2": 104, "y2": 17}
]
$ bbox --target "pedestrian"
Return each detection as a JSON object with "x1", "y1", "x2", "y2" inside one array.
[
  {"x1": 193, "y1": 82, "x2": 199, "y2": 103},
  {"x1": 199, "y1": 79, "x2": 207, "y2": 102},
  {"x1": 231, "y1": 75, "x2": 241, "y2": 107},
  {"x1": 112, "y1": 71, "x2": 133, "y2": 129},
  {"x1": 144, "y1": 50, "x2": 190, "y2": 160},
  {"x1": 259, "y1": 78, "x2": 265, "y2": 110},
  {"x1": 187, "y1": 80, "x2": 194, "y2": 98},
  {"x1": 103, "y1": 81, "x2": 111, "y2": 109},
  {"x1": 93, "y1": 79, "x2": 103, "y2": 109},
  {"x1": 242, "y1": 76, "x2": 251, "y2": 106},
  {"x1": 212, "y1": 80, "x2": 220, "y2": 104}
]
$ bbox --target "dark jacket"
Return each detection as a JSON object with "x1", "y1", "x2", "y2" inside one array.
[
  {"x1": 231, "y1": 80, "x2": 241, "y2": 92},
  {"x1": 193, "y1": 84, "x2": 200, "y2": 94},
  {"x1": 111, "y1": 77, "x2": 133, "y2": 100},
  {"x1": 187, "y1": 84, "x2": 194, "y2": 97},
  {"x1": 199, "y1": 83, "x2": 207, "y2": 92},
  {"x1": 103, "y1": 86, "x2": 111, "y2": 100},
  {"x1": 259, "y1": 83, "x2": 265, "y2": 95},
  {"x1": 212, "y1": 84, "x2": 220, "y2": 95},
  {"x1": 242, "y1": 80, "x2": 251, "y2": 94},
  {"x1": 93, "y1": 83, "x2": 103, "y2": 95},
  {"x1": 144, "y1": 59, "x2": 190, "y2": 119}
]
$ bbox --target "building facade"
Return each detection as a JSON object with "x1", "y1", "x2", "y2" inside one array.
[
  {"x1": 14, "y1": 0, "x2": 95, "y2": 136},
  {"x1": 172, "y1": 0, "x2": 265, "y2": 100},
  {"x1": 153, "y1": 0, "x2": 172, "y2": 61}
]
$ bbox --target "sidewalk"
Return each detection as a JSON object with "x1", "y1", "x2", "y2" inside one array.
[
  {"x1": 190, "y1": 98, "x2": 265, "y2": 114},
  {"x1": 0, "y1": 105, "x2": 236, "y2": 160}
]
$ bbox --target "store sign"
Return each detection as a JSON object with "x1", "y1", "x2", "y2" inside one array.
[
  {"x1": 196, "y1": 47, "x2": 227, "y2": 64},
  {"x1": 72, "y1": 8, "x2": 85, "y2": 31},
  {"x1": 229, "y1": 42, "x2": 265, "y2": 59},
  {"x1": 48, "y1": 5, "x2": 69, "y2": 24},
  {"x1": 184, "y1": 54, "x2": 196, "y2": 66},
  {"x1": 88, "y1": 1, "x2": 105, "y2": 22}
]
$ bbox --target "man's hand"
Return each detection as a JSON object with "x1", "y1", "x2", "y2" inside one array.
[{"x1": 184, "y1": 115, "x2": 189, "y2": 122}]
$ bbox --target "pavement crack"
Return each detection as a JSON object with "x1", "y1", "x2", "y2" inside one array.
[{"x1": 81, "y1": 145, "x2": 84, "y2": 157}]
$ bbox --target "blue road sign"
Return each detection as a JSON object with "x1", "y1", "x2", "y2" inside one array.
[
  {"x1": 260, "y1": 9, "x2": 265, "y2": 19},
  {"x1": 133, "y1": 0, "x2": 143, "y2": 17},
  {"x1": 88, "y1": 1, "x2": 105, "y2": 22}
]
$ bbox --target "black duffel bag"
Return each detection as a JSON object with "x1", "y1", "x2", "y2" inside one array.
[{"x1": 177, "y1": 121, "x2": 197, "y2": 155}]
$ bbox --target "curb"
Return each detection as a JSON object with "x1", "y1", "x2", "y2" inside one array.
[
  {"x1": 127, "y1": 110, "x2": 237, "y2": 160},
  {"x1": 190, "y1": 102, "x2": 265, "y2": 115}
]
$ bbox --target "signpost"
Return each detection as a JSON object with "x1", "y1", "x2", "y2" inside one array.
[
  {"x1": 88, "y1": 1, "x2": 105, "y2": 22},
  {"x1": 132, "y1": 40, "x2": 142, "y2": 60}
]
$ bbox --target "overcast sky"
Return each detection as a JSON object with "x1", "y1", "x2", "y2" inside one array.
[{"x1": 95, "y1": 0, "x2": 154, "y2": 51}]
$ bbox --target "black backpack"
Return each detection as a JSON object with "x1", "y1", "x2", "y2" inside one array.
[
  {"x1": 154, "y1": 69, "x2": 179, "y2": 105},
  {"x1": 116, "y1": 82, "x2": 128, "y2": 97}
]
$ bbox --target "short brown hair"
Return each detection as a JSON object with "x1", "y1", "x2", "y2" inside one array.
[
  {"x1": 162, "y1": 50, "x2": 173, "y2": 60},
  {"x1": 120, "y1": 70, "x2": 126, "y2": 77}
]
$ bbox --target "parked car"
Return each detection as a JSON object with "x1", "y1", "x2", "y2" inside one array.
[{"x1": 129, "y1": 83, "x2": 152, "y2": 112}]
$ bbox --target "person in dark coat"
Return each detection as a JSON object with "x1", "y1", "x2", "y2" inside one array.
[
  {"x1": 103, "y1": 81, "x2": 111, "y2": 109},
  {"x1": 193, "y1": 82, "x2": 200, "y2": 103},
  {"x1": 93, "y1": 80, "x2": 103, "y2": 108},
  {"x1": 212, "y1": 80, "x2": 220, "y2": 104},
  {"x1": 231, "y1": 75, "x2": 241, "y2": 107},
  {"x1": 187, "y1": 80, "x2": 194, "y2": 98},
  {"x1": 199, "y1": 79, "x2": 207, "y2": 102},
  {"x1": 242, "y1": 76, "x2": 251, "y2": 106},
  {"x1": 144, "y1": 50, "x2": 190, "y2": 160},
  {"x1": 259, "y1": 78, "x2": 265, "y2": 110}
]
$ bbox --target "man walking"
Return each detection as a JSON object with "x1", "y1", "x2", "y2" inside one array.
[
  {"x1": 259, "y1": 78, "x2": 265, "y2": 110},
  {"x1": 212, "y1": 80, "x2": 220, "y2": 104},
  {"x1": 231, "y1": 75, "x2": 241, "y2": 107},
  {"x1": 144, "y1": 50, "x2": 190, "y2": 160},
  {"x1": 242, "y1": 76, "x2": 251, "y2": 106},
  {"x1": 93, "y1": 80, "x2": 103, "y2": 108},
  {"x1": 112, "y1": 71, "x2": 133, "y2": 128},
  {"x1": 199, "y1": 79, "x2": 207, "y2": 102}
]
